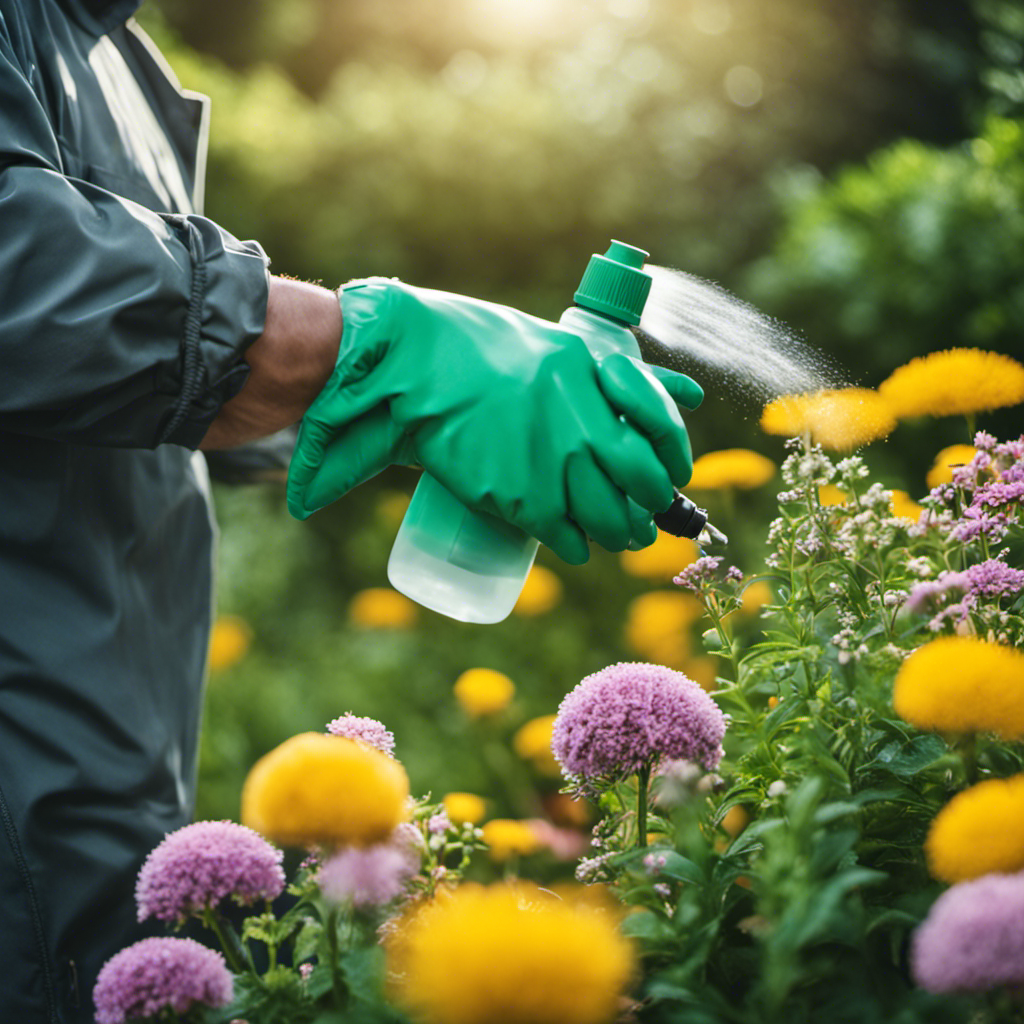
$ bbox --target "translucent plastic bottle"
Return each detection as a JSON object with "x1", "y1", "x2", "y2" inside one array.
[{"x1": 387, "y1": 241, "x2": 660, "y2": 623}]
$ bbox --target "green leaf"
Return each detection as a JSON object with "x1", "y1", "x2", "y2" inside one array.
[
  {"x1": 658, "y1": 851, "x2": 705, "y2": 885},
  {"x1": 858, "y1": 734, "x2": 949, "y2": 780},
  {"x1": 620, "y1": 909, "x2": 674, "y2": 943},
  {"x1": 341, "y1": 946, "x2": 388, "y2": 1005}
]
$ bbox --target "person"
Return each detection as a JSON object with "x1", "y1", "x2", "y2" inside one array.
[{"x1": 0, "y1": 0, "x2": 701, "y2": 1020}]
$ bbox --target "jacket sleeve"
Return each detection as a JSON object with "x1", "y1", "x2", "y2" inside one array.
[{"x1": 0, "y1": 14, "x2": 270, "y2": 450}]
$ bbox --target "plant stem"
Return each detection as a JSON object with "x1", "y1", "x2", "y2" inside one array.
[
  {"x1": 637, "y1": 763, "x2": 651, "y2": 849},
  {"x1": 326, "y1": 906, "x2": 347, "y2": 1011},
  {"x1": 204, "y1": 909, "x2": 248, "y2": 975}
]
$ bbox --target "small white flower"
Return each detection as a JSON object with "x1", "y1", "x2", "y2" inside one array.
[{"x1": 767, "y1": 780, "x2": 788, "y2": 798}]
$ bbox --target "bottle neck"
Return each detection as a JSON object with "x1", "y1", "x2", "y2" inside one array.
[{"x1": 558, "y1": 305, "x2": 643, "y2": 361}]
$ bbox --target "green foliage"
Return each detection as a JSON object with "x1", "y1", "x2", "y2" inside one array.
[
  {"x1": 746, "y1": 116, "x2": 1024, "y2": 380},
  {"x1": 583, "y1": 437, "x2": 1024, "y2": 1022}
]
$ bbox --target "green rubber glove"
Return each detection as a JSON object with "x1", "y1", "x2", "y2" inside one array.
[{"x1": 287, "y1": 279, "x2": 701, "y2": 564}]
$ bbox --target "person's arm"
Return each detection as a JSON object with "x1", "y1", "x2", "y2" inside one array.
[
  {"x1": 199, "y1": 277, "x2": 342, "y2": 450},
  {"x1": 0, "y1": 14, "x2": 268, "y2": 449}
]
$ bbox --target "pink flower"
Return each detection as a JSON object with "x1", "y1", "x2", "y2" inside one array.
[
  {"x1": 93, "y1": 937, "x2": 233, "y2": 1024},
  {"x1": 913, "y1": 873, "x2": 1024, "y2": 993},
  {"x1": 552, "y1": 662, "x2": 726, "y2": 782},
  {"x1": 325, "y1": 713, "x2": 396, "y2": 756},
  {"x1": 318, "y1": 830, "x2": 420, "y2": 909},
  {"x1": 136, "y1": 821, "x2": 285, "y2": 924}
]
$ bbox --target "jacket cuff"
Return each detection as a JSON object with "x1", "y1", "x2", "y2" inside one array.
[{"x1": 158, "y1": 215, "x2": 270, "y2": 449}]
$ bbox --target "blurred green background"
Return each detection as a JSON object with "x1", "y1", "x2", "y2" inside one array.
[{"x1": 139, "y1": 0, "x2": 1024, "y2": 861}]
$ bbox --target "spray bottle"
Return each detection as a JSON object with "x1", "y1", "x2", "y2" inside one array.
[{"x1": 386, "y1": 241, "x2": 724, "y2": 623}]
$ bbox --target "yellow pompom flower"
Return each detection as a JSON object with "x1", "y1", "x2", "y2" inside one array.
[
  {"x1": 760, "y1": 392, "x2": 813, "y2": 437},
  {"x1": 680, "y1": 656, "x2": 720, "y2": 693},
  {"x1": 619, "y1": 532, "x2": 698, "y2": 580},
  {"x1": 889, "y1": 489, "x2": 924, "y2": 521},
  {"x1": 512, "y1": 565, "x2": 563, "y2": 617},
  {"x1": 721, "y1": 805, "x2": 750, "y2": 838},
  {"x1": 480, "y1": 819, "x2": 542, "y2": 861},
  {"x1": 442, "y1": 792, "x2": 487, "y2": 825},
  {"x1": 817, "y1": 484, "x2": 848, "y2": 507},
  {"x1": 389, "y1": 883, "x2": 635, "y2": 1024},
  {"x1": 926, "y1": 775, "x2": 1024, "y2": 882},
  {"x1": 761, "y1": 389, "x2": 896, "y2": 451},
  {"x1": 740, "y1": 581, "x2": 773, "y2": 615},
  {"x1": 893, "y1": 637, "x2": 1024, "y2": 739},
  {"x1": 241, "y1": 733, "x2": 409, "y2": 848},
  {"x1": 349, "y1": 588, "x2": 418, "y2": 629},
  {"x1": 513, "y1": 715, "x2": 559, "y2": 775},
  {"x1": 687, "y1": 449, "x2": 776, "y2": 490},
  {"x1": 207, "y1": 615, "x2": 252, "y2": 673},
  {"x1": 879, "y1": 348, "x2": 1024, "y2": 419},
  {"x1": 925, "y1": 444, "x2": 980, "y2": 489},
  {"x1": 453, "y1": 668, "x2": 516, "y2": 717},
  {"x1": 623, "y1": 591, "x2": 701, "y2": 666}
]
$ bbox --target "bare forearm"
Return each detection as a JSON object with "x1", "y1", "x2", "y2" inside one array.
[{"x1": 200, "y1": 276, "x2": 342, "y2": 450}]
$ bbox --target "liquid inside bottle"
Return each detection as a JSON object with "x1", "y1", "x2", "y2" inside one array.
[{"x1": 387, "y1": 473, "x2": 539, "y2": 623}]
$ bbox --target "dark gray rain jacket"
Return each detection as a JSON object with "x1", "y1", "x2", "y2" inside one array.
[{"x1": 0, "y1": 0, "x2": 271, "y2": 1019}]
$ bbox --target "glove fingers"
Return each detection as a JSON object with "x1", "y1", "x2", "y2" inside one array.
[
  {"x1": 286, "y1": 416, "x2": 334, "y2": 519},
  {"x1": 594, "y1": 427, "x2": 675, "y2": 514},
  {"x1": 625, "y1": 497, "x2": 658, "y2": 550},
  {"x1": 596, "y1": 353, "x2": 694, "y2": 486},
  {"x1": 288, "y1": 406, "x2": 407, "y2": 517},
  {"x1": 565, "y1": 451, "x2": 633, "y2": 553},
  {"x1": 647, "y1": 364, "x2": 704, "y2": 410},
  {"x1": 532, "y1": 517, "x2": 591, "y2": 566}
]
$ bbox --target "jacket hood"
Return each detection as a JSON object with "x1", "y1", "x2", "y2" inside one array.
[{"x1": 59, "y1": 0, "x2": 142, "y2": 34}]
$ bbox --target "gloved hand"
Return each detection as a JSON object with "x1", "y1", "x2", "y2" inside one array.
[{"x1": 286, "y1": 279, "x2": 702, "y2": 564}]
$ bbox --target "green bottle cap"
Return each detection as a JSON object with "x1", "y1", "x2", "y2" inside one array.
[{"x1": 573, "y1": 240, "x2": 652, "y2": 326}]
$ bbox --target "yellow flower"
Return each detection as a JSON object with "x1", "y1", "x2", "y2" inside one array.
[
  {"x1": 761, "y1": 389, "x2": 896, "y2": 451},
  {"x1": 619, "y1": 532, "x2": 698, "y2": 580},
  {"x1": 740, "y1": 581, "x2": 773, "y2": 615},
  {"x1": 889, "y1": 489, "x2": 924, "y2": 521},
  {"x1": 512, "y1": 565, "x2": 563, "y2": 617},
  {"x1": 879, "y1": 348, "x2": 1024, "y2": 419},
  {"x1": 480, "y1": 819, "x2": 542, "y2": 860},
  {"x1": 893, "y1": 637, "x2": 1024, "y2": 739},
  {"x1": 241, "y1": 733, "x2": 409, "y2": 848},
  {"x1": 925, "y1": 444, "x2": 980, "y2": 489},
  {"x1": 926, "y1": 775, "x2": 1024, "y2": 882},
  {"x1": 623, "y1": 591, "x2": 702, "y2": 666},
  {"x1": 453, "y1": 668, "x2": 516, "y2": 717},
  {"x1": 349, "y1": 588, "x2": 418, "y2": 629},
  {"x1": 389, "y1": 882, "x2": 635, "y2": 1024},
  {"x1": 688, "y1": 448, "x2": 776, "y2": 490},
  {"x1": 721, "y1": 805, "x2": 750, "y2": 838},
  {"x1": 680, "y1": 656, "x2": 720, "y2": 694},
  {"x1": 207, "y1": 615, "x2": 252, "y2": 673},
  {"x1": 760, "y1": 392, "x2": 813, "y2": 437},
  {"x1": 442, "y1": 792, "x2": 487, "y2": 825},
  {"x1": 817, "y1": 484, "x2": 848, "y2": 507},
  {"x1": 513, "y1": 715, "x2": 559, "y2": 775}
]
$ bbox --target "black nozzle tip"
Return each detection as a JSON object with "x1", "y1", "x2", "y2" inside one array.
[{"x1": 653, "y1": 491, "x2": 708, "y2": 540}]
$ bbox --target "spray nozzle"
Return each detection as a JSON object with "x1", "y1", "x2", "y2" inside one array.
[
  {"x1": 654, "y1": 490, "x2": 728, "y2": 548},
  {"x1": 573, "y1": 241, "x2": 653, "y2": 326}
]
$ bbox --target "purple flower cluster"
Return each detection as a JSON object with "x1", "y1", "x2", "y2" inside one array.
[
  {"x1": 552, "y1": 662, "x2": 727, "y2": 783},
  {"x1": 93, "y1": 937, "x2": 233, "y2": 1024},
  {"x1": 136, "y1": 821, "x2": 285, "y2": 924},
  {"x1": 325, "y1": 712, "x2": 396, "y2": 756},
  {"x1": 912, "y1": 873, "x2": 1024, "y2": 993},
  {"x1": 936, "y1": 434, "x2": 1024, "y2": 543},
  {"x1": 318, "y1": 828, "x2": 420, "y2": 909},
  {"x1": 905, "y1": 559, "x2": 1024, "y2": 631},
  {"x1": 673, "y1": 557, "x2": 742, "y2": 593}
]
